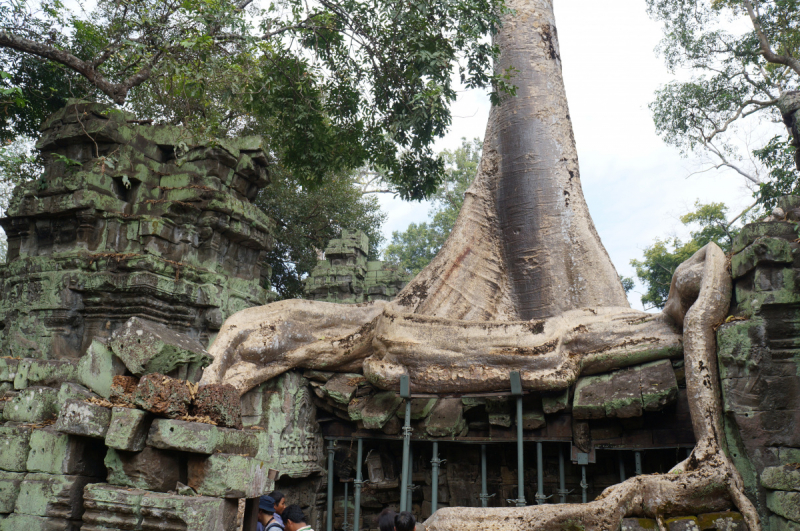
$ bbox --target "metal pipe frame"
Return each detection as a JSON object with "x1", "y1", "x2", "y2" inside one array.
[
  {"x1": 399, "y1": 375, "x2": 412, "y2": 513},
  {"x1": 327, "y1": 440, "x2": 335, "y2": 531},
  {"x1": 580, "y1": 465, "x2": 588, "y2": 504},
  {"x1": 557, "y1": 444, "x2": 567, "y2": 504},
  {"x1": 343, "y1": 482, "x2": 350, "y2": 531},
  {"x1": 635, "y1": 451, "x2": 643, "y2": 476},
  {"x1": 480, "y1": 444, "x2": 488, "y2": 507},
  {"x1": 618, "y1": 452, "x2": 626, "y2": 483},
  {"x1": 353, "y1": 438, "x2": 363, "y2": 531},
  {"x1": 534, "y1": 442, "x2": 546, "y2": 505},
  {"x1": 406, "y1": 444, "x2": 414, "y2": 512},
  {"x1": 511, "y1": 372, "x2": 526, "y2": 507},
  {"x1": 431, "y1": 442, "x2": 443, "y2": 514}
]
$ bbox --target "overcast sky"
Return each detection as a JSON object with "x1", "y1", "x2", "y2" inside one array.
[{"x1": 377, "y1": 0, "x2": 769, "y2": 310}]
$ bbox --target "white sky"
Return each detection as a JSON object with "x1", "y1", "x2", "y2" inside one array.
[{"x1": 377, "y1": 0, "x2": 769, "y2": 310}]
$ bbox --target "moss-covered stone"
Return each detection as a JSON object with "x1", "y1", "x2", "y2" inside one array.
[
  {"x1": 696, "y1": 511, "x2": 745, "y2": 531},
  {"x1": 187, "y1": 453, "x2": 273, "y2": 498},
  {"x1": 731, "y1": 236, "x2": 794, "y2": 279},
  {"x1": 664, "y1": 516, "x2": 700, "y2": 531},
  {"x1": 771, "y1": 515, "x2": 800, "y2": 531},
  {"x1": 56, "y1": 382, "x2": 99, "y2": 410},
  {"x1": 768, "y1": 490, "x2": 800, "y2": 523},
  {"x1": 573, "y1": 373, "x2": 611, "y2": 419},
  {"x1": 0, "y1": 426, "x2": 32, "y2": 472},
  {"x1": 621, "y1": 518, "x2": 657, "y2": 531},
  {"x1": 423, "y1": 398, "x2": 466, "y2": 437},
  {"x1": 0, "y1": 470, "x2": 25, "y2": 512},
  {"x1": 13, "y1": 359, "x2": 77, "y2": 390},
  {"x1": 761, "y1": 465, "x2": 800, "y2": 491},
  {"x1": 104, "y1": 407, "x2": 152, "y2": 452},
  {"x1": 76, "y1": 340, "x2": 126, "y2": 398},
  {"x1": 360, "y1": 391, "x2": 404, "y2": 430},
  {"x1": 0, "y1": 513, "x2": 81, "y2": 531},
  {"x1": 542, "y1": 389, "x2": 569, "y2": 414},
  {"x1": 14, "y1": 472, "x2": 101, "y2": 518},
  {"x1": 732, "y1": 222, "x2": 799, "y2": 254},
  {"x1": 134, "y1": 373, "x2": 191, "y2": 418},
  {"x1": 397, "y1": 398, "x2": 438, "y2": 420},
  {"x1": 191, "y1": 383, "x2": 242, "y2": 429},
  {"x1": 3, "y1": 387, "x2": 58, "y2": 423},
  {"x1": 26, "y1": 426, "x2": 106, "y2": 476},
  {"x1": 54, "y1": 399, "x2": 112, "y2": 438},
  {"x1": 146, "y1": 418, "x2": 258, "y2": 455},
  {"x1": 637, "y1": 360, "x2": 679, "y2": 411},
  {"x1": 104, "y1": 447, "x2": 181, "y2": 492}
]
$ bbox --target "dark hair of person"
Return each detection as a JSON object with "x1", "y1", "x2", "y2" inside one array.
[
  {"x1": 395, "y1": 511, "x2": 416, "y2": 531},
  {"x1": 282, "y1": 504, "x2": 306, "y2": 524},
  {"x1": 378, "y1": 508, "x2": 397, "y2": 531},
  {"x1": 269, "y1": 491, "x2": 286, "y2": 503}
]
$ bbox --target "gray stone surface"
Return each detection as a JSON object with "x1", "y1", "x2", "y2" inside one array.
[
  {"x1": 104, "y1": 407, "x2": 152, "y2": 451},
  {"x1": 761, "y1": 465, "x2": 800, "y2": 492},
  {"x1": 188, "y1": 453, "x2": 273, "y2": 498},
  {"x1": 3, "y1": 387, "x2": 58, "y2": 423},
  {"x1": 76, "y1": 340, "x2": 127, "y2": 398},
  {"x1": 0, "y1": 426, "x2": 32, "y2": 472},
  {"x1": 360, "y1": 391, "x2": 404, "y2": 430},
  {"x1": 56, "y1": 383, "x2": 98, "y2": 410},
  {"x1": 423, "y1": 398, "x2": 466, "y2": 437},
  {"x1": 767, "y1": 490, "x2": 800, "y2": 523},
  {"x1": 147, "y1": 418, "x2": 258, "y2": 455},
  {"x1": 0, "y1": 470, "x2": 25, "y2": 512},
  {"x1": 26, "y1": 426, "x2": 106, "y2": 476},
  {"x1": 14, "y1": 472, "x2": 101, "y2": 519},
  {"x1": 0, "y1": 513, "x2": 81, "y2": 531},
  {"x1": 105, "y1": 447, "x2": 181, "y2": 492},
  {"x1": 54, "y1": 399, "x2": 112, "y2": 438}
]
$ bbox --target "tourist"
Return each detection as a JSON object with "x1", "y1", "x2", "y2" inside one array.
[
  {"x1": 394, "y1": 511, "x2": 416, "y2": 531},
  {"x1": 269, "y1": 491, "x2": 287, "y2": 527},
  {"x1": 378, "y1": 508, "x2": 397, "y2": 531},
  {"x1": 257, "y1": 496, "x2": 283, "y2": 531},
  {"x1": 282, "y1": 504, "x2": 313, "y2": 531}
]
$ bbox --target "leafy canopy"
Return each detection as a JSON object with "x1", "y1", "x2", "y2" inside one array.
[
  {"x1": 0, "y1": 0, "x2": 513, "y2": 200},
  {"x1": 384, "y1": 137, "x2": 480, "y2": 275},
  {"x1": 646, "y1": 0, "x2": 799, "y2": 205},
  {"x1": 630, "y1": 201, "x2": 740, "y2": 310}
]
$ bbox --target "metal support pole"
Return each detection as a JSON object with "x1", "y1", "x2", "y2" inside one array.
[
  {"x1": 353, "y1": 439, "x2": 363, "y2": 531},
  {"x1": 618, "y1": 453, "x2": 626, "y2": 483},
  {"x1": 327, "y1": 440, "x2": 335, "y2": 531},
  {"x1": 406, "y1": 444, "x2": 414, "y2": 512},
  {"x1": 343, "y1": 482, "x2": 350, "y2": 531},
  {"x1": 535, "y1": 442, "x2": 545, "y2": 505},
  {"x1": 635, "y1": 451, "x2": 643, "y2": 476},
  {"x1": 480, "y1": 445, "x2": 488, "y2": 507},
  {"x1": 399, "y1": 375, "x2": 412, "y2": 513},
  {"x1": 580, "y1": 466, "x2": 588, "y2": 503},
  {"x1": 510, "y1": 371, "x2": 526, "y2": 507},
  {"x1": 557, "y1": 445, "x2": 567, "y2": 504},
  {"x1": 431, "y1": 442, "x2": 443, "y2": 514}
]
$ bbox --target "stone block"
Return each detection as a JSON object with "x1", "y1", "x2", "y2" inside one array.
[
  {"x1": 696, "y1": 512, "x2": 746, "y2": 531},
  {"x1": 542, "y1": 389, "x2": 570, "y2": 414},
  {"x1": 109, "y1": 375, "x2": 139, "y2": 407},
  {"x1": 26, "y1": 426, "x2": 106, "y2": 476},
  {"x1": 637, "y1": 360, "x2": 679, "y2": 411},
  {"x1": 134, "y1": 373, "x2": 191, "y2": 418},
  {"x1": 397, "y1": 398, "x2": 438, "y2": 420},
  {"x1": 3, "y1": 387, "x2": 58, "y2": 423},
  {"x1": 105, "y1": 407, "x2": 152, "y2": 451},
  {"x1": 573, "y1": 373, "x2": 611, "y2": 419},
  {"x1": 14, "y1": 472, "x2": 100, "y2": 519},
  {"x1": 767, "y1": 490, "x2": 800, "y2": 523},
  {"x1": 54, "y1": 398, "x2": 112, "y2": 438},
  {"x1": 0, "y1": 513, "x2": 81, "y2": 531},
  {"x1": 140, "y1": 491, "x2": 239, "y2": 531},
  {"x1": 0, "y1": 358, "x2": 20, "y2": 382},
  {"x1": 605, "y1": 368, "x2": 643, "y2": 418},
  {"x1": 322, "y1": 374, "x2": 361, "y2": 404},
  {"x1": 76, "y1": 339, "x2": 127, "y2": 398},
  {"x1": 761, "y1": 464, "x2": 800, "y2": 491},
  {"x1": 56, "y1": 382, "x2": 99, "y2": 410},
  {"x1": 732, "y1": 221, "x2": 799, "y2": 254},
  {"x1": 771, "y1": 515, "x2": 800, "y2": 531},
  {"x1": 360, "y1": 391, "x2": 404, "y2": 430},
  {"x1": 0, "y1": 426, "x2": 32, "y2": 472},
  {"x1": 81, "y1": 483, "x2": 146, "y2": 531},
  {"x1": 109, "y1": 317, "x2": 212, "y2": 377},
  {"x1": 779, "y1": 447, "x2": 800, "y2": 465},
  {"x1": 423, "y1": 398, "x2": 466, "y2": 437},
  {"x1": 13, "y1": 359, "x2": 77, "y2": 390},
  {"x1": 732, "y1": 236, "x2": 794, "y2": 278},
  {"x1": 486, "y1": 397, "x2": 512, "y2": 427},
  {"x1": 187, "y1": 453, "x2": 273, "y2": 498},
  {"x1": 347, "y1": 397, "x2": 367, "y2": 421},
  {"x1": 0, "y1": 470, "x2": 25, "y2": 512},
  {"x1": 147, "y1": 418, "x2": 258, "y2": 455},
  {"x1": 665, "y1": 516, "x2": 700, "y2": 531},
  {"x1": 105, "y1": 447, "x2": 181, "y2": 492},
  {"x1": 191, "y1": 384, "x2": 242, "y2": 429},
  {"x1": 521, "y1": 408, "x2": 545, "y2": 430},
  {"x1": 621, "y1": 518, "x2": 658, "y2": 531}
]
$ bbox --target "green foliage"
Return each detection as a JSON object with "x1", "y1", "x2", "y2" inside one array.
[
  {"x1": 1, "y1": 0, "x2": 512, "y2": 200},
  {"x1": 255, "y1": 166, "x2": 386, "y2": 300},
  {"x1": 753, "y1": 135, "x2": 800, "y2": 208},
  {"x1": 0, "y1": 136, "x2": 39, "y2": 261},
  {"x1": 646, "y1": 0, "x2": 799, "y2": 201},
  {"x1": 620, "y1": 276, "x2": 635, "y2": 294},
  {"x1": 384, "y1": 137, "x2": 481, "y2": 275},
  {"x1": 630, "y1": 201, "x2": 738, "y2": 310}
]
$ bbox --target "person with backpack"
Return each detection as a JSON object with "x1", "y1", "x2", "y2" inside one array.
[{"x1": 257, "y1": 496, "x2": 284, "y2": 531}]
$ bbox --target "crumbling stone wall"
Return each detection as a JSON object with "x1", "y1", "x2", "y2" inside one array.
[
  {"x1": 0, "y1": 100, "x2": 275, "y2": 359},
  {"x1": 718, "y1": 195, "x2": 800, "y2": 531},
  {"x1": 304, "y1": 230, "x2": 410, "y2": 303}
]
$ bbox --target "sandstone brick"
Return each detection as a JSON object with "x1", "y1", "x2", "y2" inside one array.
[
  {"x1": 14, "y1": 472, "x2": 101, "y2": 519},
  {"x1": 191, "y1": 383, "x2": 242, "y2": 429},
  {"x1": 573, "y1": 373, "x2": 611, "y2": 419},
  {"x1": 13, "y1": 359, "x2": 77, "y2": 390},
  {"x1": 665, "y1": 516, "x2": 700, "y2": 531},
  {"x1": 76, "y1": 339, "x2": 127, "y2": 398},
  {"x1": 767, "y1": 490, "x2": 800, "y2": 523},
  {"x1": 423, "y1": 398, "x2": 466, "y2": 437},
  {"x1": 322, "y1": 373, "x2": 361, "y2": 404},
  {"x1": 105, "y1": 447, "x2": 182, "y2": 492},
  {"x1": 0, "y1": 470, "x2": 25, "y2": 512},
  {"x1": 26, "y1": 426, "x2": 106, "y2": 476},
  {"x1": 140, "y1": 491, "x2": 239, "y2": 531},
  {"x1": 187, "y1": 453, "x2": 273, "y2": 498},
  {"x1": 0, "y1": 513, "x2": 81, "y2": 531},
  {"x1": 397, "y1": 398, "x2": 438, "y2": 420},
  {"x1": 542, "y1": 389, "x2": 570, "y2": 414},
  {"x1": 0, "y1": 425, "x2": 32, "y2": 472},
  {"x1": 54, "y1": 398, "x2": 112, "y2": 438},
  {"x1": 134, "y1": 373, "x2": 191, "y2": 418},
  {"x1": 3, "y1": 387, "x2": 59, "y2": 423},
  {"x1": 360, "y1": 391, "x2": 403, "y2": 430},
  {"x1": 147, "y1": 418, "x2": 258, "y2": 455},
  {"x1": 637, "y1": 360, "x2": 679, "y2": 411},
  {"x1": 761, "y1": 464, "x2": 800, "y2": 491},
  {"x1": 81, "y1": 483, "x2": 146, "y2": 531},
  {"x1": 105, "y1": 407, "x2": 152, "y2": 451},
  {"x1": 621, "y1": 518, "x2": 658, "y2": 531},
  {"x1": 56, "y1": 382, "x2": 99, "y2": 410},
  {"x1": 696, "y1": 512, "x2": 746, "y2": 531}
]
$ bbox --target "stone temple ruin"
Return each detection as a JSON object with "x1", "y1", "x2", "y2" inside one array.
[{"x1": 0, "y1": 101, "x2": 798, "y2": 531}]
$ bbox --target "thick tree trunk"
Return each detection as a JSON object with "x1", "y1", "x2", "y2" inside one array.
[{"x1": 395, "y1": 0, "x2": 627, "y2": 321}]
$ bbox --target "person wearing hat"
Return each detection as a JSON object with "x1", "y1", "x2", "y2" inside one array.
[{"x1": 257, "y1": 496, "x2": 284, "y2": 531}]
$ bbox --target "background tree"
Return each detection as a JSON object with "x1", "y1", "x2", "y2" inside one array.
[
  {"x1": 256, "y1": 167, "x2": 385, "y2": 300},
  {"x1": 646, "y1": 0, "x2": 799, "y2": 207},
  {"x1": 384, "y1": 137, "x2": 481, "y2": 275},
  {"x1": 631, "y1": 201, "x2": 741, "y2": 309},
  {"x1": 0, "y1": 0, "x2": 512, "y2": 200}
]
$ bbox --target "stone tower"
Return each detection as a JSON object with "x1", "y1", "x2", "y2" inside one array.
[{"x1": 0, "y1": 101, "x2": 275, "y2": 359}]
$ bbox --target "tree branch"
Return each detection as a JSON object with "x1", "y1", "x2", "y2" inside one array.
[{"x1": 742, "y1": 0, "x2": 800, "y2": 76}]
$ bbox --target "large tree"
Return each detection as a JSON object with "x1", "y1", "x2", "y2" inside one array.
[
  {"x1": 0, "y1": 0, "x2": 512, "y2": 199},
  {"x1": 646, "y1": 0, "x2": 799, "y2": 207},
  {"x1": 202, "y1": 0, "x2": 758, "y2": 528}
]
